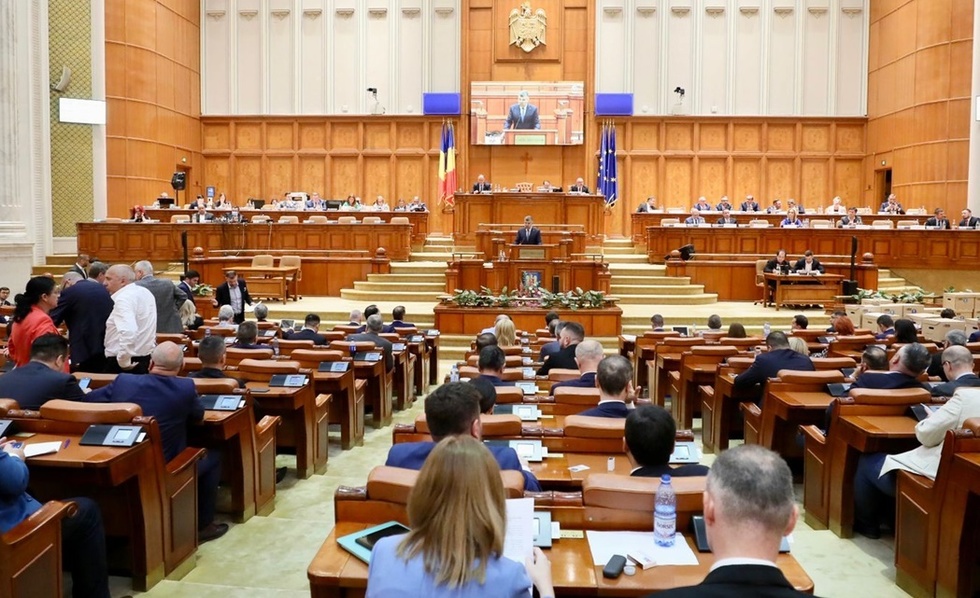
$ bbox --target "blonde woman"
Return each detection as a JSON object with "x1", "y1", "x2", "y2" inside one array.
[
  {"x1": 366, "y1": 436, "x2": 554, "y2": 598},
  {"x1": 493, "y1": 317, "x2": 517, "y2": 347}
]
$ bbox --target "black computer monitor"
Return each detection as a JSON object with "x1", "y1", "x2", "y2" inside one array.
[
  {"x1": 158, "y1": 197, "x2": 175, "y2": 208},
  {"x1": 250, "y1": 199, "x2": 266, "y2": 209}
]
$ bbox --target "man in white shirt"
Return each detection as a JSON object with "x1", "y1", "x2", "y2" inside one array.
[
  {"x1": 655, "y1": 445, "x2": 808, "y2": 597},
  {"x1": 103, "y1": 264, "x2": 157, "y2": 374}
]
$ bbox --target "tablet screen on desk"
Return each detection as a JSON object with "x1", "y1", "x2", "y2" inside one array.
[{"x1": 353, "y1": 522, "x2": 410, "y2": 551}]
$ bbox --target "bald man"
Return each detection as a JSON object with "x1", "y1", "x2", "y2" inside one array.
[
  {"x1": 103, "y1": 264, "x2": 157, "y2": 374},
  {"x1": 84, "y1": 342, "x2": 228, "y2": 542},
  {"x1": 549, "y1": 340, "x2": 604, "y2": 395},
  {"x1": 569, "y1": 177, "x2": 590, "y2": 194}
]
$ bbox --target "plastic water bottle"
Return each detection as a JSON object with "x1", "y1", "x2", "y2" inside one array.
[
  {"x1": 349, "y1": 340, "x2": 357, "y2": 358},
  {"x1": 449, "y1": 364, "x2": 460, "y2": 383},
  {"x1": 271, "y1": 338, "x2": 280, "y2": 357},
  {"x1": 654, "y1": 475, "x2": 676, "y2": 547},
  {"x1": 763, "y1": 322, "x2": 771, "y2": 337},
  {"x1": 204, "y1": 327, "x2": 211, "y2": 338}
]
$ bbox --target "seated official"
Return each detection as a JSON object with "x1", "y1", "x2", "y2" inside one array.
[
  {"x1": 348, "y1": 314, "x2": 394, "y2": 371},
  {"x1": 959, "y1": 208, "x2": 980, "y2": 228},
  {"x1": 740, "y1": 195, "x2": 760, "y2": 212},
  {"x1": 215, "y1": 305, "x2": 237, "y2": 328},
  {"x1": 0, "y1": 443, "x2": 111, "y2": 598},
  {"x1": 578, "y1": 355, "x2": 633, "y2": 418},
  {"x1": 285, "y1": 313, "x2": 328, "y2": 345},
  {"x1": 188, "y1": 336, "x2": 245, "y2": 388},
  {"x1": 851, "y1": 343, "x2": 930, "y2": 390},
  {"x1": 715, "y1": 196, "x2": 733, "y2": 212},
  {"x1": 930, "y1": 346, "x2": 980, "y2": 397},
  {"x1": 786, "y1": 199, "x2": 805, "y2": 214},
  {"x1": 636, "y1": 196, "x2": 658, "y2": 212},
  {"x1": 733, "y1": 332, "x2": 814, "y2": 404},
  {"x1": 925, "y1": 207, "x2": 951, "y2": 229},
  {"x1": 568, "y1": 177, "x2": 590, "y2": 194},
  {"x1": 385, "y1": 382, "x2": 542, "y2": 491},
  {"x1": 538, "y1": 320, "x2": 562, "y2": 361},
  {"x1": 854, "y1": 346, "x2": 889, "y2": 378},
  {"x1": 826, "y1": 196, "x2": 846, "y2": 215},
  {"x1": 550, "y1": 340, "x2": 603, "y2": 395},
  {"x1": 654, "y1": 445, "x2": 809, "y2": 597},
  {"x1": 780, "y1": 208, "x2": 803, "y2": 228},
  {"x1": 833, "y1": 315, "x2": 856, "y2": 335},
  {"x1": 763, "y1": 249, "x2": 791, "y2": 276},
  {"x1": 650, "y1": 313, "x2": 666, "y2": 331},
  {"x1": 385, "y1": 305, "x2": 414, "y2": 332},
  {"x1": 83, "y1": 342, "x2": 228, "y2": 542},
  {"x1": 253, "y1": 302, "x2": 270, "y2": 323},
  {"x1": 472, "y1": 174, "x2": 492, "y2": 193},
  {"x1": 537, "y1": 322, "x2": 584, "y2": 376},
  {"x1": 727, "y1": 323, "x2": 747, "y2": 338},
  {"x1": 469, "y1": 377, "x2": 498, "y2": 414},
  {"x1": 626, "y1": 405, "x2": 709, "y2": 478},
  {"x1": 928, "y1": 330, "x2": 968, "y2": 380},
  {"x1": 684, "y1": 208, "x2": 706, "y2": 225},
  {"x1": 894, "y1": 319, "x2": 918, "y2": 344},
  {"x1": 474, "y1": 346, "x2": 515, "y2": 387},
  {"x1": 716, "y1": 209, "x2": 737, "y2": 225},
  {"x1": 853, "y1": 387, "x2": 980, "y2": 539},
  {"x1": 480, "y1": 314, "x2": 509, "y2": 336},
  {"x1": 0, "y1": 334, "x2": 84, "y2": 410},
  {"x1": 790, "y1": 315, "x2": 808, "y2": 331},
  {"x1": 475, "y1": 332, "x2": 498, "y2": 353},
  {"x1": 836, "y1": 207, "x2": 863, "y2": 227},
  {"x1": 368, "y1": 436, "x2": 554, "y2": 598},
  {"x1": 493, "y1": 317, "x2": 517, "y2": 348},
  {"x1": 874, "y1": 314, "x2": 895, "y2": 340},
  {"x1": 766, "y1": 199, "x2": 783, "y2": 213},
  {"x1": 879, "y1": 194, "x2": 904, "y2": 214},
  {"x1": 706, "y1": 314, "x2": 723, "y2": 332},
  {"x1": 793, "y1": 250, "x2": 824, "y2": 274},
  {"x1": 693, "y1": 197, "x2": 712, "y2": 212},
  {"x1": 514, "y1": 215, "x2": 542, "y2": 245},
  {"x1": 407, "y1": 197, "x2": 428, "y2": 212},
  {"x1": 231, "y1": 321, "x2": 264, "y2": 350}
]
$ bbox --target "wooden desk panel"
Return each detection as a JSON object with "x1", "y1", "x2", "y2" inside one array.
[
  {"x1": 454, "y1": 193, "x2": 606, "y2": 244},
  {"x1": 937, "y1": 453, "x2": 980, "y2": 597},
  {"x1": 446, "y1": 257, "x2": 612, "y2": 296},
  {"x1": 77, "y1": 222, "x2": 413, "y2": 262}
]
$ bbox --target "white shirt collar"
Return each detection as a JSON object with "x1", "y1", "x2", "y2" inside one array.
[{"x1": 710, "y1": 557, "x2": 778, "y2": 572}]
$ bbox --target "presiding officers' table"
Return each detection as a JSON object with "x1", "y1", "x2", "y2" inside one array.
[{"x1": 764, "y1": 273, "x2": 843, "y2": 310}]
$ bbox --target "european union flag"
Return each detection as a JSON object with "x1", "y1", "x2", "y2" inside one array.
[{"x1": 597, "y1": 123, "x2": 618, "y2": 206}]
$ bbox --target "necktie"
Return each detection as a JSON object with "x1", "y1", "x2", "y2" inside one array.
[{"x1": 520, "y1": 107, "x2": 526, "y2": 121}]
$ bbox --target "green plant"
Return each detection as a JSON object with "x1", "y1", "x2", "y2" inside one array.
[{"x1": 191, "y1": 283, "x2": 213, "y2": 297}]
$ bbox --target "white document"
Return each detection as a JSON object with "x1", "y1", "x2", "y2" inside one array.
[
  {"x1": 24, "y1": 441, "x2": 64, "y2": 458},
  {"x1": 502, "y1": 498, "x2": 535, "y2": 564},
  {"x1": 586, "y1": 530, "x2": 699, "y2": 566}
]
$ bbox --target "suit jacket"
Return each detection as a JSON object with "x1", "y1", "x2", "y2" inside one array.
[
  {"x1": 631, "y1": 463, "x2": 710, "y2": 478},
  {"x1": 733, "y1": 349, "x2": 815, "y2": 400},
  {"x1": 191, "y1": 212, "x2": 214, "y2": 223},
  {"x1": 740, "y1": 201, "x2": 760, "y2": 212},
  {"x1": 505, "y1": 103, "x2": 540, "y2": 129},
  {"x1": 177, "y1": 280, "x2": 193, "y2": 298},
  {"x1": 514, "y1": 227, "x2": 542, "y2": 245},
  {"x1": 925, "y1": 217, "x2": 951, "y2": 229},
  {"x1": 49, "y1": 279, "x2": 114, "y2": 368},
  {"x1": 472, "y1": 182, "x2": 492, "y2": 192},
  {"x1": 928, "y1": 351, "x2": 949, "y2": 381},
  {"x1": 537, "y1": 343, "x2": 579, "y2": 376},
  {"x1": 387, "y1": 441, "x2": 541, "y2": 491},
  {"x1": 286, "y1": 328, "x2": 327, "y2": 346},
  {"x1": 685, "y1": 217, "x2": 706, "y2": 225},
  {"x1": 214, "y1": 281, "x2": 252, "y2": 324},
  {"x1": 385, "y1": 320, "x2": 414, "y2": 335},
  {"x1": 569, "y1": 184, "x2": 590, "y2": 194},
  {"x1": 136, "y1": 276, "x2": 188, "y2": 334},
  {"x1": 694, "y1": 203, "x2": 712, "y2": 212},
  {"x1": 637, "y1": 202, "x2": 656, "y2": 213},
  {"x1": 960, "y1": 217, "x2": 980, "y2": 228},
  {"x1": 930, "y1": 373, "x2": 980, "y2": 397},
  {"x1": 348, "y1": 332, "x2": 394, "y2": 370},
  {"x1": 716, "y1": 217, "x2": 738, "y2": 225},
  {"x1": 578, "y1": 401, "x2": 630, "y2": 418},
  {"x1": 539, "y1": 340, "x2": 560, "y2": 362},
  {"x1": 85, "y1": 373, "x2": 203, "y2": 461},
  {"x1": 851, "y1": 371, "x2": 925, "y2": 390},
  {"x1": 837, "y1": 215, "x2": 863, "y2": 227},
  {"x1": 651, "y1": 564, "x2": 811, "y2": 598},
  {"x1": 68, "y1": 264, "x2": 88, "y2": 279},
  {"x1": 874, "y1": 328, "x2": 895, "y2": 340},
  {"x1": 550, "y1": 371, "x2": 596, "y2": 395},
  {"x1": 763, "y1": 259, "x2": 791, "y2": 274},
  {"x1": 716, "y1": 203, "x2": 734, "y2": 212},
  {"x1": 188, "y1": 367, "x2": 245, "y2": 388},
  {"x1": 792, "y1": 258, "x2": 825, "y2": 274},
  {"x1": 475, "y1": 373, "x2": 515, "y2": 387},
  {"x1": 0, "y1": 361, "x2": 84, "y2": 410}
]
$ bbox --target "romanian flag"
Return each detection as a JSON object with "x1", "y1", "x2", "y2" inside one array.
[{"x1": 438, "y1": 122, "x2": 457, "y2": 207}]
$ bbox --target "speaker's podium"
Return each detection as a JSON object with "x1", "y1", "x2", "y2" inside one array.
[
  {"x1": 445, "y1": 246, "x2": 611, "y2": 296},
  {"x1": 502, "y1": 129, "x2": 558, "y2": 145}
]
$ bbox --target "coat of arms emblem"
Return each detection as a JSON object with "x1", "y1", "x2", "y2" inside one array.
[{"x1": 509, "y1": 2, "x2": 547, "y2": 53}]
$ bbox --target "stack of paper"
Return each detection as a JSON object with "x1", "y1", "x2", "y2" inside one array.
[
  {"x1": 586, "y1": 530, "x2": 699, "y2": 566},
  {"x1": 25, "y1": 441, "x2": 65, "y2": 458}
]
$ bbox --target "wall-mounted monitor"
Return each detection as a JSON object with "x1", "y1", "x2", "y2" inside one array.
[{"x1": 470, "y1": 81, "x2": 584, "y2": 146}]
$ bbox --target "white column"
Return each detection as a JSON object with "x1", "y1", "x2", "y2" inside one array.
[{"x1": 968, "y1": 0, "x2": 980, "y2": 212}]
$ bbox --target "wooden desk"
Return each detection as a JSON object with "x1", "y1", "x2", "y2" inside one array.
[
  {"x1": 354, "y1": 359, "x2": 390, "y2": 428},
  {"x1": 222, "y1": 266, "x2": 297, "y2": 304},
  {"x1": 529, "y1": 452, "x2": 634, "y2": 489},
  {"x1": 307, "y1": 522, "x2": 814, "y2": 598},
  {"x1": 453, "y1": 193, "x2": 606, "y2": 244},
  {"x1": 828, "y1": 415, "x2": 917, "y2": 537},
  {"x1": 672, "y1": 361, "x2": 721, "y2": 430},
  {"x1": 246, "y1": 382, "x2": 323, "y2": 479},
  {"x1": 764, "y1": 273, "x2": 843, "y2": 310},
  {"x1": 313, "y1": 369, "x2": 364, "y2": 450},
  {"x1": 408, "y1": 339, "x2": 430, "y2": 397},
  {"x1": 760, "y1": 390, "x2": 835, "y2": 455},
  {"x1": 391, "y1": 348, "x2": 415, "y2": 411},
  {"x1": 445, "y1": 255, "x2": 612, "y2": 296},
  {"x1": 192, "y1": 406, "x2": 259, "y2": 522},
  {"x1": 937, "y1": 453, "x2": 980, "y2": 597},
  {"x1": 474, "y1": 228, "x2": 587, "y2": 259},
  {"x1": 23, "y1": 432, "x2": 165, "y2": 590},
  {"x1": 650, "y1": 352, "x2": 683, "y2": 408},
  {"x1": 702, "y1": 370, "x2": 755, "y2": 453}
]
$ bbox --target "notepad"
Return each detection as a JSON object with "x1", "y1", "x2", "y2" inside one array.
[
  {"x1": 586, "y1": 531, "x2": 699, "y2": 566},
  {"x1": 24, "y1": 441, "x2": 64, "y2": 458}
]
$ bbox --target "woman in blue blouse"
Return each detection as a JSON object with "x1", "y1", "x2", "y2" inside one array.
[{"x1": 780, "y1": 208, "x2": 803, "y2": 228}]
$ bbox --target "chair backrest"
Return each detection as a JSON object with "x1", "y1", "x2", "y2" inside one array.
[
  {"x1": 662, "y1": 337, "x2": 707, "y2": 348},
  {"x1": 338, "y1": 216, "x2": 357, "y2": 224},
  {"x1": 494, "y1": 386, "x2": 525, "y2": 404},
  {"x1": 306, "y1": 215, "x2": 329, "y2": 224},
  {"x1": 582, "y1": 474, "x2": 706, "y2": 530},
  {"x1": 390, "y1": 216, "x2": 410, "y2": 225},
  {"x1": 810, "y1": 219, "x2": 833, "y2": 229},
  {"x1": 0, "y1": 399, "x2": 19, "y2": 415},
  {"x1": 756, "y1": 259, "x2": 767, "y2": 284},
  {"x1": 236, "y1": 359, "x2": 301, "y2": 382},
  {"x1": 810, "y1": 357, "x2": 857, "y2": 371},
  {"x1": 515, "y1": 182, "x2": 533, "y2": 192},
  {"x1": 689, "y1": 345, "x2": 739, "y2": 357},
  {"x1": 251, "y1": 255, "x2": 274, "y2": 268},
  {"x1": 0, "y1": 500, "x2": 74, "y2": 598},
  {"x1": 362, "y1": 216, "x2": 382, "y2": 224},
  {"x1": 775, "y1": 369, "x2": 845, "y2": 384},
  {"x1": 170, "y1": 215, "x2": 190, "y2": 223},
  {"x1": 562, "y1": 414, "x2": 625, "y2": 438},
  {"x1": 896, "y1": 220, "x2": 919, "y2": 228},
  {"x1": 365, "y1": 466, "x2": 525, "y2": 504},
  {"x1": 749, "y1": 219, "x2": 770, "y2": 228},
  {"x1": 548, "y1": 368, "x2": 581, "y2": 381},
  {"x1": 279, "y1": 255, "x2": 301, "y2": 269},
  {"x1": 329, "y1": 340, "x2": 377, "y2": 354},
  {"x1": 39, "y1": 399, "x2": 141, "y2": 424},
  {"x1": 553, "y1": 386, "x2": 601, "y2": 406},
  {"x1": 660, "y1": 218, "x2": 680, "y2": 226},
  {"x1": 251, "y1": 215, "x2": 270, "y2": 223},
  {"x1": 666, "y1": 207, "x2": 684, "y2": 214},
  {"x1": 225, "y1": 347, "x2": 273, "y2": 365},
  {"x1": 276, "y1": 339, "x2": 316, "y2": 355},
  {"x1": 846, "y1": 387, "x2": 932, "y2": 404},
  {"x1": 872, "y1": 219, "x2": 895, "y2": 229},
  {"x1": 189, "y1": 378, "x2": 240, "y2": 394},
  {"x1": 277, "y1": 215, "x2": 299, "y2": 224},
  {"x1": 289, "y1": 349, "x2": 345, "y2": 369}
]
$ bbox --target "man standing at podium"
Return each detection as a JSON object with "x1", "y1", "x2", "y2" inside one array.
[
  {"x1": 505, "y1": 91, "x2": 540, "y2": 130},
  {"x1": 568, "y1": 177, "x2": 590, "y2": 194},
  {"x1": 472, "y1": 174, "x2": 492, "y2": 193},
  {"x1": 515, "y1": 215, "x2": 542, "y2": 245}
]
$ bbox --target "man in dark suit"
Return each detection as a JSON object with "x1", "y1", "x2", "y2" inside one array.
[
  {"x1": 733, "y1": 332, "x2": 814, "y2": 404},
  {"x1": 537, "y1": 321, "x2": 584, "y2": 376},
  {"x1": 231, "y1": 321, "x2": 265, "y2": 350},
  {"x1": 178, "y1": 269, "x2": 199, "y2": 299},
  {"x1": 188, "y1": 336, "x2": 244, "y2": 388},
  {"x1": 475, "y1": 345, "x2": 515, "y2": 387},
  {"x1": 514, "y1": 215, "x2": 542, "y2": 245},
  {"x1": 191, "y1": 205, "x2": 213, "y2": 223},
  {"x1": 851, "y1": 343, "x2": 930, "y2": 390},
  {"x1": 931, "y1": 346, "x2": 980, "y2": 397},
  {"x1": 0, "y1": 334, "x2": 85, "y2": 409},
  {"x1": 285, "y1": 314, "x2": 327, "y2": 346},
  {"x1": 213, "y1": 270, "x2": 252, "y2": 325},
  {"x1": 874, "y1": 314, "x2": 895, "y2": 340},
  {"x1": 385, "y1": 305, "x2": 414, "y2": 333},
  {"x1": 504, "y1": 91, "x2": 540, "y2": 129},
  {"x1": 550, "y1": 340, "x2": 603, "y2": 395},
  {"x1": 739, "y1": 195, "x2": 760, "y2": 212},
  {"x1": 50, "y1": 272, "x2": 114, "y2": 373},
  {"x1": 715, "y1": 196, "x2": 734, "y2": 212},
  {"x1": 385, "y1": 382, "x2": 541, "y2": 490},
  {"x1": 538, "y1": 320, "x2": 563, "y2": 361},
  {"x1": 650, "y1": 314, "x2": 665, "y2": 331},
  {"x1": 472, "y1": 174, "x2": 492, "y2": 193},
  {"x1": 762, "y1": 249, "x2": 791, "y2": 301},
  {"x1": 929, "y1": 329, "x2": 967, "y2": 380},
  {"x1": 135, "y1": 260, "x2": 188, "y2": 334},
  {"x1": 792, "y1": 250, "x2": 824, "y2": 274},
  {"x1": 626, "y1": 405, "x2": 709, "y2": 478},
  {"x1": 348, "y1": 314, "x2": 394, "y2": 371},
  {"x1": 0, "y1": 286, "x2": 10, "y2": 306},
  {"x1": 653, "y1": 445, "x2": 809, "y2": 598},
  {"x1": 636, "y1": 197, "x2": 658, "y2": 212},
  {"x1": 836, "y1": 206, "x2": 863, "y2": 227},
  {"x1": 578, "y1": 355, "x2": 633, "y2": 418},
  {"x1": 68, "y1": 253, "x2": 90, "y2": 279},
  {"x1": 83, "y1": 342, "x2": 227, "y2": 543},
  {"x1": 959, "y1": 208, "x2": 980, "y2": 228},
  {"x1": 715, "y1": 209, "x2": 737, "y2": 225},
  {"x1": 879, "y1": 193, "x2": 904, "y2": 214},
  {"x1": 925, "y1": 207, "x2": 951, "y2": 229},
  {"x1": 568, "y1": 178, "x2": 590, "y2": 194}
]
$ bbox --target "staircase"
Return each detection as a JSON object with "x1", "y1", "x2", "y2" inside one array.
[
  {"x1": 877, "y1": 269, "x2": 924, "y2": 295},
  {"x1": 339, "y1": 237, "x2": 451, "y2": 302},
  {"x1": 601, "y1": 240, "x2": 719, "y2": 305}
]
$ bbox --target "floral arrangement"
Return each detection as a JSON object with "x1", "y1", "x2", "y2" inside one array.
[
  {"x1": 191, "y1": 283, "x2": 214, "y2": 297},
  {"x1": 445, "y1": 286, "x2": 610, "y2": 310},
  {"x1": 852, "y1": 288, "x2": 928, "y2": 304}
]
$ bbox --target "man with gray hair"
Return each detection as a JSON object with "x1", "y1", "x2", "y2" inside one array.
[
  {"x1": 84, "y1": 341, "x2": 227, "y2": 542},
  {"x1": 51, "y1": 269, "x2": 114, "y2": 373},
  {"x1": 550, "y1": 340, "x2": 604, "y2": 395},
  {"x1": 102, "y1": 264, "x2": 157, "y2": 374},
  {"x1": 655, "y1": 444, "x2": 807, "y2": 597},
  {"x1": 134, "y1": 260, "x2": 187, "y2": 334},
  {"x1": 347, "y1": 309, "x2": 363, "y2": 327},
  {"x1": 348, "y1": 313, "x2": 394, "y2": 371},
  {"x1": 87, "y1": 261, "x2": 109, "y2": 284},
  {"x1": 505, "y1": 90, "x2": 540, "y2": 129},
  {"x1": 929, "y1": 345, "x2": 980, "y2": 397},
  {"x1": 253, "y1": 303, "x2": 269, "y2": 322},
  {"x1": 578, "y1": 355, "x2": 633, "y2": 418},
  {"x1": 851, "y1": 342, "x2": 930, "y2": 390},
  {"x1": 929, "y1": 328, "x2": 968, "y2": 380}
]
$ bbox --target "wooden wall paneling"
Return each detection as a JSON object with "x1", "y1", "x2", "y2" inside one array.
[
  {"x1": 629, "y1": 156, "x2": 659, "y2": 205},
  {"x1": 266, "y1": 122, "x2": 295, "y2": 151},
  {"x1": 833, "y1": 159, "x2": 863, "y2": 206},
  {"x1": 299, "y1": 122, "x2": 327, "y2": 150},
  {"x1": 204, "y1": 159, "x2": 230, "y2": 196},
  {"x1": 801, "y1": 123, "x2": 831, "y2": 153},
  {"x1": 395, "y1": 157, "x2": 425, "y2": 199},
  {"x1": 265, "y1": 157, "x2": 295, "y2": 198},
  {"x1": 766, "y1": 158, "x2": 795, "y2": 201},
  {"x1": 800, "y1": 159, "x2": 829, "y2": 207},
  {"x1": 330, "y1": 156, "x2": 360, "y2": 197},
  {"x1": 697, "y1": 159, "x2": 727, "y2": 201},
  {"x1": 767, "y1": 123, "x2": 796, "y2": 153},
  {"x1": 236, "y1": 123, "x2": 263, "y2": 151},
  {"x1": 203, "y1": 122, "x2": 231, "y2": 151},
  {"x1": 362, "y1": 157, "x2": 393, "y2": 198},
  {"x1": 330, "y1": 122, "x2": 360, "y2": 151},
  {"x1": 733, "y1": 158, "x2": 761, "y2": 203},
  {"x1": 664, "y1": 159, "x2": 693, "y2": 208},
  {"x1": 299, "y1": 157, "x2": 326, "y2": 194}
]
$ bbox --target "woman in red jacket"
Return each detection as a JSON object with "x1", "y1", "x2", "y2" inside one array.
[{"x1": 8, "y1": 276, "x2": 60, "y2": 368}]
